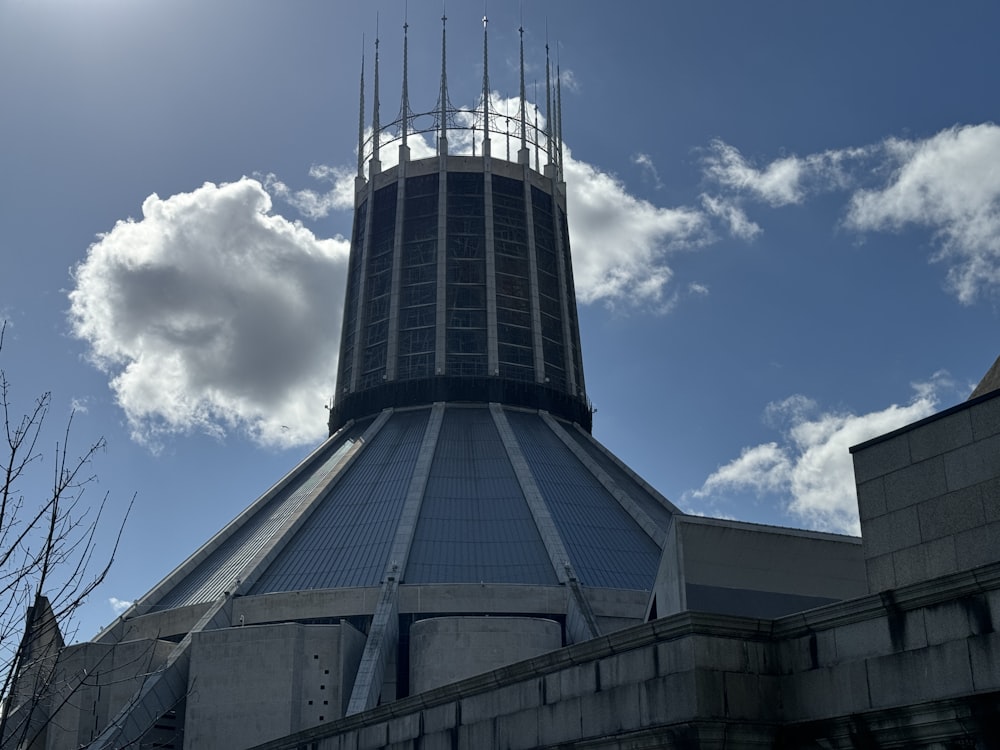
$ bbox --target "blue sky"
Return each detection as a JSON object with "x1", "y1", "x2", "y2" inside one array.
[{"x1": 2, "y1": 0, "x2": 999, "y2": 640}]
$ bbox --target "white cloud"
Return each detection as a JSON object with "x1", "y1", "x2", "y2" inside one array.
[
  {"x1": 564, "y1": 147, "x2": 709, "y2": 307},
  {"x1": 558, "y1": 67, "x2": 580, "y2": 92},
  {"x1": 688, "y1": 378, "x2": 948, "y2": 534},
  {"x1": 69, "y1": 178, "x2": 349, "y2": 450},
  {"x1": 702, "y1": 141, "x2": 805, "y2": 206},
  {"x1": 702, "y1": 139, "x2": 868, "y2": 207},
  {"x1": 632, "y1": 152, "x2": 664, "y2": 190},
  {"x1": 693, "y1": 442, "x2": 791, "y2": 499},
  {"x1": 700, "y1": 193, "x2": 761, "y2": 240},
  {"x1": 109, "y1": 597, "x2": 132, "y2": 615},
  {"x1": 703, "y1": 139, "x2": 868, "y2": 207},
  {"x1": 703, "y1": 124, "x2": 1000, "y2": 304},
  {"x1": 845, "y1": 123, "x2": 1000, "y2": 304},
  {"x1": 260, "y1": 164, "x2": 355, "y2": 219}
]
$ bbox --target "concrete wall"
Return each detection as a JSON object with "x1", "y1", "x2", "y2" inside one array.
[
  {"x1": 648, "y1": 516, "x2": 866, "y2": 620},
  {"x1": 409, "y1": 617, "x2": 561, "y2": 693},
  {"x1": 248, "y1": 562, "x2": 1000, "y2": 750},
  {"x1": 41, "y1": 638, "x2": 175, "y2": 750},
  {"x1": 852, "y1": 391, "x2": 1000, "y2": 591},
  {"x1": 183, "y1": 621, "x2": 364, "y2": 749}
]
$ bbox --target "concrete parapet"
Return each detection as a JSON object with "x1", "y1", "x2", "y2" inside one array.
[{"x1": 118, "y1": 601, "x2": 213, "y2": 642}]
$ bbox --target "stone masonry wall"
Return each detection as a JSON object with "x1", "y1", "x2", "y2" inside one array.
[
  {"x1": 247, "y1": 562, "x2": 1000, "y2": 750},
  {"x1": 852, "y1": 390, "x2": 1000, "y2": 592}
]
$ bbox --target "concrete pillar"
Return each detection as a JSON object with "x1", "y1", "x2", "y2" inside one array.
[
  {"x1": 484, "y1": 161, "x2": 499, "y2": 376},
  {"x1": 523, "y1": 166, "x2": 546, "y2": 383},
  {"x1": 435, "y1": 156, "x2": 448, "y2": 375},
  {"x1": 385, "y1": 149, "x2": 409, "y2": 381}
]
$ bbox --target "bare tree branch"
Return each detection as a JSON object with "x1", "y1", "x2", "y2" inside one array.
[{"x1": 0, "y1": 321, "x2": 131, "y2": 748}]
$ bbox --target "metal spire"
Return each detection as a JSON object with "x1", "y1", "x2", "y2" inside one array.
[
  {"x1": 481, "y1": 6, "x2": 491, "y2": 156},
  {"x1": 357, "y1": 41, "x2": 366, "y2": 177},
  {"x1": 371, "y1": 17, "x2": 381, "y2": 170},
  {"x1": 505, "y1": 94, "x2": 511, "y2": 161},
  {"x1": 556, "y1": 61, "x2": 564, "y2": 177},
  {"x1": 533, "y1": 80, "x2": 540, "y2": 171},
  {"x1": 545, "y1": 36, "x2": 553, "y2": 167},
  {"x1": 438, "y1": 7, "x2": 448, "y2": 155},
  {"x1": 401, "y1": 15, "x2": 410, "y2": 149},
  {"x1": 518, "y1": 18, "x2": 528, "y2": 161}
]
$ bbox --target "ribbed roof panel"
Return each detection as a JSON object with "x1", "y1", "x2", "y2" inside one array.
[
  {"x1": 406, "y1": 407, "x2": 558, "y2": 585},
  {"x1": 562, "y1": 424, "x2": 676, "y2": 529},
  {"x1": 505, "y1": 411, "x2": 661, "y2": 590},
  {"x1": 154, "y1": 420, "x2": 372, "y2": 609},
  {"x1": 250, "y1": 409, "x2": 430, "y2": 593}
]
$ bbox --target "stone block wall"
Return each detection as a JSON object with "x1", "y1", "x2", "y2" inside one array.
[
  {"x1": 246, "y1": 563, "x2": 1000, "y2": 750},
  {"x1": 852, "y1": 391, "x2": 1000, "y2": 591}
]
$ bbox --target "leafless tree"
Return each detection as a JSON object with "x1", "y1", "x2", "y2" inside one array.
[{"x1": 0, "y1": 322, "x2": 131, "y2": 748}]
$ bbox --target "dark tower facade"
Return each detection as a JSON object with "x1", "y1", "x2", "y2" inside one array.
[{"x1": 330, "y1": 21, "x2": 589, "y2": 434}]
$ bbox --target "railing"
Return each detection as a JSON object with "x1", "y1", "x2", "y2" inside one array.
[{"x1": 364, "y1": 103, "x2": 558, "y2": 168}]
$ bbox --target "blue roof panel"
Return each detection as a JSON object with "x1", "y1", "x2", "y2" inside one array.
[
  {"x1": 251, "y1": 409, "x2": 430, "y2": 593},
  {"x1": 506, "y1": 411, "x2": 662, "y2": 590},
  {"x1": 562, "y1": 422, "x2": 676, "y2": 529},
  {"x1": 406, "y1": 407, "x2": 558, "y2": 585},
  {"x1": 155, "y1": 419, "x2": 373, "y2": 609}
]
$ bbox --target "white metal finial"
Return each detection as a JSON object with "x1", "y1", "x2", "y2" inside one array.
[
  {"x1": 545, "y1": 38, "x2": 553, "y2": 166},
  {"x1": 481, "y1": 4, "x2": 491, "y2": 156},
  {"x1": 357, "y1": 40, "x2": 365, "y2": 177},
  {"x1": 401, "y1": 16, "x2": 410, "y2": 149},
  {"x1": 518, "y1": 20, "x2": 527, "y2": 157},
  {"x1": 438, "y1": 6, "x2": 449, "y2": 155},
  {"x1": 372, "y1": 21, "x2": 381, "y2": 169}
]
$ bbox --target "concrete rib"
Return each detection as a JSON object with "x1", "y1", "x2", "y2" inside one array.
[
  {"x1": 540, "y1": 411, "x2": 667, "y2": 548},
  {"x1": 489, "y1": 403, "x2": 570, "y2": 583},
  {"x1": 491, "y1": 406, "x2": 600, "y2": 640},
  {"x1": 570, "y1": 421, "x2": 681, "y2": 516},
  {"x1": 347, "y1": 403, "x2": 444, "y2": 715},
  {"x1": 121, "y1": 419, "x2": 366, "y2": 619},
  {"x1": 389, "y1": 402, "x2": 445, "y2": 575},
  {"x1": 232, "y1": 409, "x2": 394, "y2": 595},
  {"x1": 249, "y1": 409, "x2": 428, "y2": 593}
]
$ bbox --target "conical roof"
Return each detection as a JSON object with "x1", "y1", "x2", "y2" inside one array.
[{"x1": 136, "y1": 403, "x2": 673, "y2": 616}]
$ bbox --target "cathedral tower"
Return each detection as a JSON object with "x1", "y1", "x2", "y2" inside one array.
[{"x1": 330, "y1": 15, "x2": 589, "y2": 434}]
